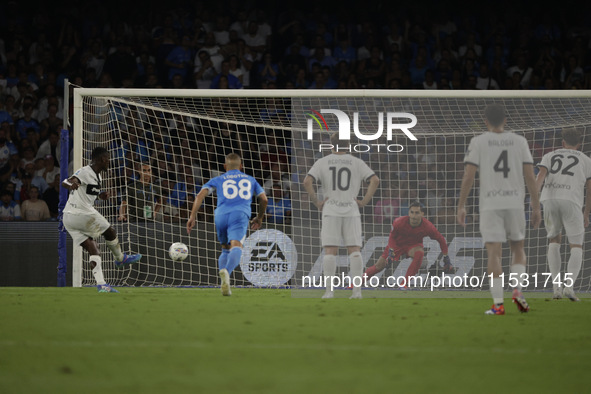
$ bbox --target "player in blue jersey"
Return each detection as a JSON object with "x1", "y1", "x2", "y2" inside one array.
[{"x1": 187, "y1": 153, "x2": 268, "y2": 296}]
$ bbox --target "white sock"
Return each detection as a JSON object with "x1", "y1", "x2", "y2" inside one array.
[
  {"x1": 511, "y1": 264, "x2": 526, "y2": 291},
  {"x1": 106, "y1": 238, "x2": 124, "y2": 261},
  {"x1": 323, "y1": 254, "x2": 337, "y2": 292},
  {"x1": 567, "y1": 247, "x2": 583, "y2": 286},
  {"x1": 490, "y1": 276, "x2": 504, "y2": 305},
  {"x1": 349, "y1": 251, "x2": 363, "y2": 290},
  {"x1": 90, "y1": 255, "x2": 106, "y2": 285},
  {"x1": 547, "y1": 243, "x2": 561, "y2": 291}
]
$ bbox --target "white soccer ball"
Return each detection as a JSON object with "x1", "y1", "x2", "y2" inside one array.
[{"x1": 169, "y1": 242, "x2": 189, "y2": 261}]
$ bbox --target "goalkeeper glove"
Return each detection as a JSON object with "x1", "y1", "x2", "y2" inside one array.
[
  {"x1": 442, "y1": 255, "x2": 455, "y2": 274},
  {"x1": 386, "y1": 249, "x2": 397, "y2": 266}
]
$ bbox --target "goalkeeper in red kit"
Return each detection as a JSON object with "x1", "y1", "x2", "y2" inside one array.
[{"x1": 364, "y1": 201, "x2": 455, "y2": 285}]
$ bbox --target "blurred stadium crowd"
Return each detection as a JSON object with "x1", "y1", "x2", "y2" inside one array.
[{"x1": 1, "y1": 0, "x2": 590, "y2": 221}]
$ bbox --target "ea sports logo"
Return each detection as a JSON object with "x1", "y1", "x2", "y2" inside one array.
[{"x1": 240, "y1": 229, "x2": 297, "y2": 287}]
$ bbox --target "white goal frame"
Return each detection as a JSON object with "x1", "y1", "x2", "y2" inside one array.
[{"x1": 71, "y1": 87, "x2": 591, "y2": 290}]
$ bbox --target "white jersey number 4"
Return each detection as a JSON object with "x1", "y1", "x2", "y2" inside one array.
[{"x1": 493, "y1": 150, "x2": 510, "y2": 178}]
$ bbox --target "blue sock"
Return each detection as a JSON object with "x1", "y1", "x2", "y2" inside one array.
[
  {"x1": 226, "y1": 247, "x2": 243, "y2": 275},
  {"x1": 218, "y1": 249, "x2": 230, "y2": 271}
]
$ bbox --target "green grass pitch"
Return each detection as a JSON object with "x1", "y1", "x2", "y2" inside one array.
[{"x1": 1, "y1": 287, "x2": 590, "y2": 393}]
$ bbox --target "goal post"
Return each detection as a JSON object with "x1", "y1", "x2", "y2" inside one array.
[{"x1": 70, "y1": 86, "x2": 591, "y2": 293}]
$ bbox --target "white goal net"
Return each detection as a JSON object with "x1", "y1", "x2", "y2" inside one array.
[{"x1": 71, "y1": 88, "x2": 591, "y2": 294}]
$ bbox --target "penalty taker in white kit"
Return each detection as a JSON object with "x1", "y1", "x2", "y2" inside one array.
[
  {"x1": 187, "y1": 153, "x2": 267, "y2": 296},
  {"x1": 62, "y1": 146, "x2": 142, "y2": 293}
]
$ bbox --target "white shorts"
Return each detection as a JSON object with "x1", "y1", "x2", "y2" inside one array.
[
  {"x1": 542, "y1": 199, "x2": 584, "y2": 245},
  {"x1": 321, "y1": 215, "x2": 362, "y2": 247},
  {"x1": 63, "y1": 209, "x2": 111, "y2": 246},
  {"x1": 479, "y1": 209, "x2": 525, "y2": 243}
]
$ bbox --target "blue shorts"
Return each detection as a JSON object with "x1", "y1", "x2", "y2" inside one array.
[{"x1": 215, "y1": 211, "x2": 249, "y2": 245}]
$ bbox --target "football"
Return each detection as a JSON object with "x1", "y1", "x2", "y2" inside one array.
[{"x1": 169, "y1": 242, "x2": 189, "y2": 261}]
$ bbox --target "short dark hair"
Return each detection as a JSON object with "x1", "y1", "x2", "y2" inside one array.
[
  {"x1": 91, "y1": 146, "x2": 109, "y2": 161},
  {"x1": 561, "y1": 128, "x2": 582, "y2": 147},
  {"x1": 484, "y1": 104, "x2": 506, "y2": 128},
  {"x1": 409, "y1": 200, "x2": 425, "y2": 213}
]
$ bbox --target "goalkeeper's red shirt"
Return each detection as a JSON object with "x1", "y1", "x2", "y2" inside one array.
[{"x1": 380, "y1": 216, "x2": 448, "y2": 260}]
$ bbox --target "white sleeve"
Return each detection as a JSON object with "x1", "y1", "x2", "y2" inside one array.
[
  {"x1": 74, "y1": 167, "x2": 92, "y2": 185},
  {"x1": 463, "y1": 137, "x2": 479, "y2": 166},
  {"x1": 307, "y1": 160, "x2": 322, "y2": 180},
  {"x1": 538, "y1": 152, "x2": 551, "y2": 170}
]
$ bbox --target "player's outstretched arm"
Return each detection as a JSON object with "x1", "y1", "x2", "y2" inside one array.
[
  {"x1": 430, "y1": 223, "x2": 450, "y2": 256},
  {"x1": 373, "y1": 256, "x2": 389, "y2": 273},
  {"x1": 250, "y1": 192, "x2": 268, "y2": 230},
  {"x1": 456, "y1": 164, "x2": 477, "y2": 227},
  {"x1": 187, "y1": 188, "x2": 209, "y2": 234},
  {"x1": 524, "y1": 163, "x2": 541, "y2": 229},
  {"x1": 358, "y1": 175, "x2": 380, "y2": 207},
  {"x1": 61, "y1": 176, "x2": 80, "y2": 191},
  {"x1": 425, "y1": 219, "x2": 454, "y2": 272}
]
